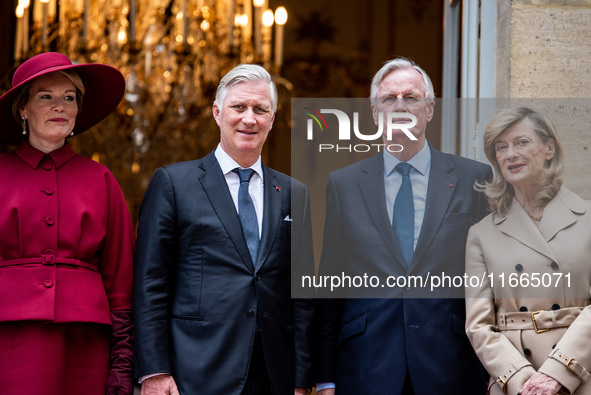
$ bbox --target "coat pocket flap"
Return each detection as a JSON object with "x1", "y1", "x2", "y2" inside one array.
[{"x1": 338, "y1": 313, "x2": 367, "y2": 345}]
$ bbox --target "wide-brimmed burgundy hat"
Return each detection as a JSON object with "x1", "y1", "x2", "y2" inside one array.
[{"x1": 0, "y1": 52, "x2": 125, "y2": 145}]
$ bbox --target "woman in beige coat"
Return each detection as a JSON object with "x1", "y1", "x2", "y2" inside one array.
[{"x1": 465, "y1": 106, "x2": 591, "y2": 395}]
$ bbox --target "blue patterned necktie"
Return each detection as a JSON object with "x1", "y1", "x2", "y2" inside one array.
[
  {"x1": 393, "y1": 162, "x2": 414, "y2": 266},
  {"x1": 232, "y1": 168, "x2": 259, "y2": 264}
]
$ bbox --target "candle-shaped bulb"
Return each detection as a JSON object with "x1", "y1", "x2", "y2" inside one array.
[
  {"x1": 274, "y1": 6, "x2": 287, "y2": 25},
  {"x1": 262, "y1": 9, "x2": 274, "y2": 27},
  {"x1": 253, "y1": 0, "x2": 264, "y2": 7}
]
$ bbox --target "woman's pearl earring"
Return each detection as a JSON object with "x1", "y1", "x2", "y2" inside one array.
[{"x1": 21, "y1": 117, "x2": 27, "y2": 135}]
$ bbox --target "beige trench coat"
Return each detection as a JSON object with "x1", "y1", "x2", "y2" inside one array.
[{"x1": 466, "y1": 187, "x2": 591, "y2": 395}]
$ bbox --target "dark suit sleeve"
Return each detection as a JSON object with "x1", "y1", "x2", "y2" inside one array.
[
  {"x1": 314, "y1": 173, "x2": 345, "y2": 383},
  {"x1": 291, "y1": 181, "x2": 316, "y2": 389},
  {"x1": 134, "y1": 167, "x2": 178, "y2": 378}
]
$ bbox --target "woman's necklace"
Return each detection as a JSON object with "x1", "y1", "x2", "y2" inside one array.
[
  {"x1": 525, "y1": 206, "x2": 543, "y2": 221},
  {"x1": 528, "y1": 213, "x2": 542, "y2": 221},
  {"x1": 516, "y1": 194, "x2": 543, "y2": 222}
]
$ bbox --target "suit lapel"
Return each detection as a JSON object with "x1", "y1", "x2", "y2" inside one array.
[
  {"x1": 256, "y1": 165, "x2": 282, "y2": 272},
  {"x1": 410, "y1": 148, "x2": 457, "y2": 270},
  {"x1": 198, "y1": 153, "x2": 255, "y2": 273},
  {"x1": 357, "y1": 154, "x2": 408, "y2": 270}
]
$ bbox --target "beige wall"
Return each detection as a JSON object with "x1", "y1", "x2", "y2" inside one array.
[{"x1": 502, "y1": 0, "x2": 591, "y2": 198}]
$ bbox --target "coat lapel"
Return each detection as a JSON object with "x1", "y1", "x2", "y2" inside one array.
[
  {"x1": 497, "y1": 187, "x2": 586, "y2": 261},
  {"x1": 410, "y1": 148, "x2": 457, "y2": 270},
  {"x1": 256, "y1": 165, "x2": 282, "y2": 272},
  {"x1": 539, "y1": 187, "x2": 585, "y2": 242},
  {"x1": 496, "y1": 201, "x2": 557, "y2": 262},
  {"x1": 198, "y1": 153, "x2": 255, "y2": 273},
  {"x1": 357, "y1": 154, "x2": 408, "y2": 270}
]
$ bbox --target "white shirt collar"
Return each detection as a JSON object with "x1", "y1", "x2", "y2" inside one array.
[{"x1": 214, "y1": 144, "x2": 264, "y2": 181}]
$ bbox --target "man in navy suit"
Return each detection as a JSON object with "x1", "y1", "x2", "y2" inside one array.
[
  {"x1": 134, "y1": 64, "x2": 314, "y2": 394},
  {"x1": 314, "y1": 58, "x2": 490, "y2": 394}
]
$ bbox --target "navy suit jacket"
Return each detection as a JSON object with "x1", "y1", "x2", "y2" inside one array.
[
  {"x1": 315, "y1": 147, "x2": 491, "y2": 394},
  {"x1": 134, "y1": 151, "x2": 315, "y2": 394}
]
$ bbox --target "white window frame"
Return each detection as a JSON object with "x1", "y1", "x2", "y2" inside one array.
[{"x1": 442, "y1": 0, "x2": 497, "y2": 163}]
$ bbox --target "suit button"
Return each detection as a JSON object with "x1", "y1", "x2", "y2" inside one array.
[
  {"x1": 552, "y1": 304, "x2": 560, "y2": 310},
  {"x1": 247, "y1": 310, "x2": 255, "y2": 319},
  {"x1": 524, "y1": 348, "x2": 531, "y2": 357},
  {"x1": 255, "y1": 275, "x2": 261, "y2": 281},
  {"x1": 515, "y1": 264, "x2": 523, "y2": 272},
  {"x1": 550, "y1": 261, "x2": 559, "y2": 270},
  {"x1": 519, "y1": 306, "x2": 528, "y2": 312},
  {"x1": 43, "y1": 188, "x2": 54, "y2": 195},
  {"x1": 44, "y1": 280, "x2": 53, "y2": 288},
  {"x1": 44, "y1": 217, "x2": 55, "y2": 226}
]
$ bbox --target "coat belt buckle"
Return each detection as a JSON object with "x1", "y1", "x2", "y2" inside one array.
[
  {"x1": 531, "y1": 310, "x2": 549, "y2": 333},
  {"x1": 565, "y1": 357, "x2": 577, "y2": 374}
]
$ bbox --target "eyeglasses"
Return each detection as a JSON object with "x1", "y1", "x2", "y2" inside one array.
[
  {"x1": 494, "y1": 138, "x2": 538, "y2": 156},
  {"x1": 378, "y1": 96, "x2": 428, "y2": 107}
]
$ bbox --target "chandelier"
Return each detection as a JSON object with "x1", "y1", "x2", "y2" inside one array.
[{"x1": 9, "y1": 0, "x2": 290, "y2": 207}]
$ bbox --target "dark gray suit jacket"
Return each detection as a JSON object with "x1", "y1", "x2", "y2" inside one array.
[
  {"x1": 315, "y1": 146, "x2": 491, "y2": 394},
  {"x1": 134, "y1": 151, "x2": 315, "y2": 394}
]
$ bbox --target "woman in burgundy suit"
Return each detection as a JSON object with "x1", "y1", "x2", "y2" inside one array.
[{"x1": 0, "y1": 52, "x2": 135, "y2": 394}]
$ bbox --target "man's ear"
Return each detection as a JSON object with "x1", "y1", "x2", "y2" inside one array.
[
  {"x1": 425, "y1": 100, "x2": 435, "y2": 123},
  {"x1": 212, "y1": 103, "x2": 221, "y2": 126},
  {"x1": 371, "y1": 104, "x2": 378, "y2": 126}
]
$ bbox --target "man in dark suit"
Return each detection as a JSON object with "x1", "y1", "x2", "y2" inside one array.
[
  {"x1": 134, "y1": 64, "x2": 315, "y2": 394},
  {"x1": 314, "y1": 58, "x2": 491, "y2": 394}
]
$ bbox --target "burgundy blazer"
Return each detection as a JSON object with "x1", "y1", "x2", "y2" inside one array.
[{"x1": 0, "y1": 142, "x2": 135, "y2": 324}]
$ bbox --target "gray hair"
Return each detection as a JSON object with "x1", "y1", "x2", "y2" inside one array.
[
  {"x1": 370, "y1": 57, "x2": 435, "y2": 106},
  {"x1": 214, "y1": 64, "x2": 278, "y2": 113}
]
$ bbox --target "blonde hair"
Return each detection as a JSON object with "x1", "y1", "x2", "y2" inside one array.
[{"x1": 477, "y1": 106, "x2": 564, "y2": 217}]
